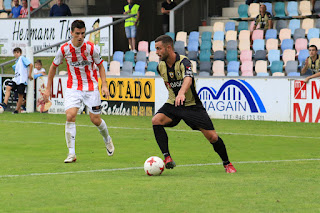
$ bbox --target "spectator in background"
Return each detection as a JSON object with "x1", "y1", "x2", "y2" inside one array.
[
  {"x1": 123, "y1": 0, "x2": 140, "y2": 53},
  {"x1": 19, "y1": 0, "x2": 33, "y2": 18},
  {"x1": 253, "y1": 4, "x2": 273, "y2": 31},
  {"x1": 161, "y1": 0, "x2": 177, "y2": 34},
  {"x1": 9, "y1": 0, "x2": 22, "y2": 18},
  {"x1": 34, "y1": 60, "x2": 46, "y2": 79},
  {"x1": 301, "y1": 45, "x2": 320, "y2": 76},
  {"x1": 49, "y1": 0, "x2": 72, "y2": 17}
]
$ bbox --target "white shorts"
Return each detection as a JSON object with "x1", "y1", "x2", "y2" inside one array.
[{"x1": 64, "y1": 88, "x2": 101, "y2": 114}]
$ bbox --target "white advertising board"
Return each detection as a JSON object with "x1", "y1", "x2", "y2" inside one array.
[
  {"x1": 0, "y1": 16, "x2": 113, "y2": 57},
  {"x1": 290, "y1": 79, "x2": 320, "y2": 123},
  {"x1": 155, "y1": 78, "x2": 291, "y2": 122}
]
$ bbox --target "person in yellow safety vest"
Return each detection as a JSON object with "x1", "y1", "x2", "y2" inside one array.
[
  {"x1": 123, "y1": 0, "x2": 140, "y2": 53},
  {"x1": 301, "y1": 45, "x2": 320, "y2": 76}
]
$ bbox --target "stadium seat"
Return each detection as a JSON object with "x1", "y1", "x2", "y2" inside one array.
[
  {"x1": 174, "y1": 41, "x2": 186, "y2": 55},
  {"x1": 227, "y1": 72, "x2": 239, "y2": 76},
  {"x1": 257, "y1": 72, "x2": 270, "y2": 77},
  {"x1": 0, "y1": 12, "x2": 8, "y2": 18},
  {"x1": 299, "y1": 1, "x2": 312, "y2": 16},
  {"x1": 270, "y1": 61, "x2": 284, "y2": 74},
  {"x1": 316, "y1": 19, "x2": 320, "y2": 29},
  {"x1": 227, "y1": 61, "x2": 240, "y2": 73},
  {"x1": 132, "y1": 71, "x2": 145, "y2": 76},
  {"x1": 276, "y1": 20, "x2": 287, "y2": 33},
  {"x1": 248, "y1": 3, "x2": 259, "y2": 18},
  {"x1": 212, "y1": 40, "x2": 224, "y2": 52},
  {"x1": 281, "y1": 39, "x2": 294, "y2": 52},
  {"x1": 113, "y1": 51, "x2": 124, "y2": 67},
  {"x1": 239, "y1": 30, "x2": 250, "y2": 41},
  {"x1": 253, "y1": 39, "x2": 265, "y2": 53},
  {"x1": 40, "y1": 0, "x2": 50, "y2": 8},
  {"x1": 295, "y1": 38, "x2": 308, "y2": 54},
  {"x1": 108, "y1": 61, "x2": 121, "y2": 76},
  {"x1": 188, "y1": 51, "x2": 198, "y2": 61},
  {"x1": 187, "y1": 40, "x2": 199, "y2": 52},
  {"x1": 249, "y1": 21, "x2": 255, "y2": 32},
  {"x1": 241, "y1": 61, "x2": 253, "y2": 76},
  {"x1": 4, "y1": 0, "x2": 12, "y2": 10},
  {"x1": 213, "y1": 31, "x2": 224, "y2": 41},
  {"x1": 226, "y1": 50, "x2": 238, "y2": 62},
  {"x1": 254, "y1": 50, "x2": 267, "y2": 61},
  {"x1": 266, "y1": 39, "x2": 279, "y2": 51},
  {"x1": 199, "y1": 61, "x2": 211, "y2": 73},
  {"x1": 293, "y1": 28, "x2": 306, "y2": 41},
  {"x1": 309, "y1": 38, "x2": 320, "y2": 49},
  {"x1": 307, "y1": 28, "x2": 320, "y2": 40},
  {"x1": 102, "y1": 61, "x2": 108, "y2": 73},
  {"x1": 252, "y1": 30, "x2": 264, "y2": 41},
  {"x1": 225, "y1": 22, "x2": 235, "y2": 32},
  {"x1": 279, "y1": 29, "x2": 292, "y2": 44},
  {"x1": 265, "y1": 29, "x2": 277, "y2": 40},
  {"x1": 201, "y1": 31, "x2": 212, "y2": 42},
  {"x1": 263, "y1": 2, "x2": 273, "y2": 15},
  {"x1": 282, "y1": 49, "x2": 296, "y2": 66},
  {"x1": 199, "y1": 50, "x2": 211, "y2": 62},
  {"x1": 189, "y1": 31, "x2": 200, "y2": 42},
  {"x1": 239, "y1": 40, "x2": 250, "y2": 52},
  {"x1": 136, "y1": 51, "x2": 147, "y2": 63},
  {"x1": 165, "y1": 32, "x2": 175, "y2": 41},
  {"x1": 238, "y1": 22, "x2": 248, "y2": 32},
  {"x1": 268, "y1": 49, "x2": 280, "y2": 66},
  {"x1": 147, "y1": 61, "x2": 158, "y2": 75},
  {"x1": 289, "y1": 19, "x2": 300, "y2": 36},
  {"x1": 213, "y1": 50, "x2": 225, "y2": 61},
  {"x1": 302, "y1": 18, "x2": 314, "y2": 34},
  {"x1": 285, "y1": 60, "x2": 298, "y2": 74},
  {"x1": 314, "y1": 1, "x2": 320, "y2": 14},
  {"x1": 200, "y1": 40, "x2": 212, "y2": 51},
  {"x1": 238, "y1": 4, "x2": 249, "y2": 18},
  {"x1": 287, "y1": 1, "x2": 299, "y2": 16},
  {"x1": 190, "y1": 60, "x2": 197, "y2": 74},
  {"x1": 212, "y1": 61, "x2": 225, "y2": 76},
  {"x1": 272, "y1": 72, "x2": 285, "y2": 76},
  {"x1": 176, "y1": 31, "x2": 187, "y2": 46},
  {"x1": 226, "y1": 40, "x2": 237, "y2": 51},
  {"x1": 298, "y1": 49, "x2": 309, "y2": 67},
  {"x1": 213, "y1": 22, "x2": 224, "y2": 32},
  {"x1": 240, "y1": 50, "x2": 252, "y2": 62},
  {"x1": 150, "y1": 41, "x2": 156, "y2": 52},
  {"x1": 135, "y1": 61, "x2": 146, "y2": 74},
  {"x1": 255, "y1": 60, "x2": 268, "y2": 74},
  {"x1": 122, "y1": 61, "x2": 133, "y2": 73},
  {"x1": 125, "y1": 51, "x2": 135, "y2": 67},
  {"x1": 198, "y1": 71, "x2": 210, "y2": 77},
  {"x1": 226, "y1": 30, "x2": 237, "y2": 42},
  {"x1": 145, "y1": 71, "x2": 155, "y2": 76},
  {"x1": 148, "y1": 51, "x2": 159, "y2": 63},
  {"x1": 287, "y1": 72, "x2": 300, "y2": 76},
  {"x1": 274, "y1": 2, "x2": 286, "y2": 18},
  {"x1": 138, "y1": 41, "x2": 149, "y2": 56}
]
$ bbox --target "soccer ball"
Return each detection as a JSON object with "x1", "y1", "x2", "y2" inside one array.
[
  {"x1": 144, "y1": 156, "x2": 165, "y2": 176},
  {"x1": 0, "y1": 106, "x2": 4, "y2": 114}
]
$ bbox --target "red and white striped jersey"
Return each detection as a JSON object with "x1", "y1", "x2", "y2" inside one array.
[{"x1": 53, "y1": 40, "x2": 103, "y2": 91}]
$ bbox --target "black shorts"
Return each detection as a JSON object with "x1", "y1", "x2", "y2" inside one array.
[
  {"x1": 157, "y1": 103, "x2": 215, "y2": 131},
  {"x1": 6, "y1": 80, "x2": 26, "y2": 95}
]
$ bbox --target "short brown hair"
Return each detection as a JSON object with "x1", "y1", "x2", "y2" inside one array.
[
  {"x1": 35, "y1": 59, "x2": 42, "y2": 65},
  {"x1": 155, "y1": 35, "x2": 174, "y2": 48},
  {"x1": 71, "y1": 20, "x2": 86, "y2": 32},
  {"x1": 13, "y1": 47, "x2": 22, "y2": 54}
]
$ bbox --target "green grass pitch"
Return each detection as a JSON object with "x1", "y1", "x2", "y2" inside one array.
[{"x1": 0, "y1": 113, "x2": 319, "y2": 212}]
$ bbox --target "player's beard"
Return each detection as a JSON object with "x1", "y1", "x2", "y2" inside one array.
[{"x1": 161, "y1": 51, "x2": 169, "y2": 61}]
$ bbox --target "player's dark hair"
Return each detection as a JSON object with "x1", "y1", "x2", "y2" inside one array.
[
  {"x1": 71, "y1": 20, "x2": 86, "y2": 32},
  {"x1": 155, "y1": 35, "x2": 174, "y2": 49},
  {"x1": 13, "y1": 47, "x2": 22, "y2": 53},
  {"x1": 35, "y1": 59, "x2": 42, "y2": 65},
  {"x1": 309, "y1": 45, "x2": 318, "y2": 51}
]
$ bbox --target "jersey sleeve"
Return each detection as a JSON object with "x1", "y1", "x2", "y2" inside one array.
[
  {"x1": 52, "y1": 47, "x2": 64, "y2": 66},
  {"x1": 180, "y1": 58, "x2": 194, "y2": 78},
  {"x1": 92, "y1": 45, "x2": 103, "y2": 65},
  {"x1": 21, "y1": 56, "x2": 31, "y2": 67}
]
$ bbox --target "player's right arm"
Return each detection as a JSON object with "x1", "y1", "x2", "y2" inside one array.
[
  {"x1": 304, "y1": 71, "x2": 320, "y2": 83},
  {"x1": 301, "y1": 58, "x2": 309, "y2": 74}
]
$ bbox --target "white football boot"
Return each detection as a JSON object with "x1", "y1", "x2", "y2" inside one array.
[
  {"x1": 105, "y1": 136, "x2": 114, "y2": 156},
  {"x1": 64, "y1": 154, "x2": 77, "y2": 163}
]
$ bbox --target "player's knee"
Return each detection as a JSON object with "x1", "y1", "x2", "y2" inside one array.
[
  {"x1": 209, "y1": 134, "x2": 219, "y2": 143},
  {"x1": 66, "y1": 114, "x2": 76, "y2": 122},
  {"x1": 152, "y1": 116, "x2": 163, "y2": 125}
]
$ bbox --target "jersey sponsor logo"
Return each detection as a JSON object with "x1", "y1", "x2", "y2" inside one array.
[
  {"x1": 70, "y1": 60, "x2": 91, "y2": 67},
  {"x1": 198, "y1": 79, "x2": 266, "y2": 113},
  {"x1": 166, "y1": 80, "x2": 182, "y2": 89}
]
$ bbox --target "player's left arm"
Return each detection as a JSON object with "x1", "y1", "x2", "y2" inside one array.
[{"x1": 175, "y1": 58, "x2": 194, "y2": 106}]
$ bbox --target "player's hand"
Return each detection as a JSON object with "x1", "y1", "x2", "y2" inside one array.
[
  {"x1": 101, "y1": 85, "x2": 110, "y2": 99},
  {"x1": 304, "y1": 78, "x2": 310, "y2": 84},
  {"x1": 175, "y1": 94, "x2": 185, "y2": 107},
  {"x1": 305, "y1": 58, "x2": 308, "y2": 66},
  {"x1": 43, "y1": 89, "x2": 50, "y2": 102},
  {"x1": 28, "y1": 75, "x2": 33, "y2": 80}
]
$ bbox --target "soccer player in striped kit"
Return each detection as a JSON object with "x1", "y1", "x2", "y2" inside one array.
[{"x1": 44, "y1": 20, "x2": 114, "y2": 163}]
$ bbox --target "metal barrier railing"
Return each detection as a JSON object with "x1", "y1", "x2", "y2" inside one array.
[{"x1": 169, "y1": 0, "x2": 191, "y2": 33}]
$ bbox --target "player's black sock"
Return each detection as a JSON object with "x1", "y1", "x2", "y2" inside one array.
[
  {"x1": 153, "y1": 125, "x2": 170, "y2": 158},
  {"x1": 212, "y1": 137, "x2": 230, "y2": 166}
]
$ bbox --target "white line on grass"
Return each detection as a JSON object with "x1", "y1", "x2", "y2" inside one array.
[
  {"x1": 0, "y1": 158, "x2": 319, "y2": 178},
  {"x1": 3, "y1": 120, "x2": 320, "y2": 140}
]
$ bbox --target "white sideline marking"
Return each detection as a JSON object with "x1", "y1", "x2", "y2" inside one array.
[
  {"x1": 0, "y1": 158, "x2": 319, "y2": 178},
  {"x1": 3, "y1": 120, "x2": 320, "y2": 140}
]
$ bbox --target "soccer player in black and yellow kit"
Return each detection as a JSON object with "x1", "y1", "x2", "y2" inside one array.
[{"x1": 152, "y1": 35, "x2": 236, "y2": 173}]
